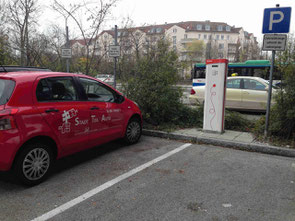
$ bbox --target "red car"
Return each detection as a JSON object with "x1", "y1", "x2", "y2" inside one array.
[{"x1": 0, "y1": 68, "x2": 142, "y2": 185}]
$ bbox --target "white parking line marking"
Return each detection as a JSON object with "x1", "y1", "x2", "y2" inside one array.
[{"x1": 31, "y1": 143, "x2": 192, "y2": 221}]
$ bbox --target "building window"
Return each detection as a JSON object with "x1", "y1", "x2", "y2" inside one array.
[
  {"x1": 209, "y1": 35, "x2": 212, "y2": 40},
  {"x1": 196, "y1": 24, "x2": 202, "y2": 30},
  {"x1": 173, "y1": 28, "x2": 177, "y2": 33},
  {"x1": 204, "y1": 34, "x2": 207, "y2": 39},
  {"x1": 226, "y1": 26, "x2": 231, "y2": 32},
  {"x1": 216, "y1": 35, "x2": 219, "y2": 40},
  {"x1": 219, "y1": 43, "x2": 224, "y2": 49},
  {"x1": 218, "y1": 52, "x2": 224, "y2": 58},
  {"x1": 205, "y1": 25, "x2": 210, "y2": 31},
  {"x1": 217, "y1": 25, "x2": 223, "y2": 31},
  {"x1": 221, "y1": 35, "x2": 224, "y2": 40},
  {"x1": 184, "y1": 34, "x2": 188, "y2": 39},
  {"x1": 227, "y1": 35, "x2": 230, "y2": 40},
  {"x1": 156, "y1": 28, "x2": 162, "y2": 33},
  {"x1": 198, "y1": 34, "x2": 201, "y2": 39},
  {"x1": 172, "y1": 36, "x2": 177, "y2": 45}
]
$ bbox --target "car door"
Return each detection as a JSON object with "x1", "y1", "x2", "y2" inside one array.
[
  {"x1": 78, "y1": 77, "x2": 125, "y2": 142},
  {"x1": 35, "y1": 76, "x2": 91, "y2": 153},
  {"x1": 225, "y1": 78, "x2": 243, "y2": 109},
  {"x1": 241, "y1": 79, "x2": 268, "y2": 110}
]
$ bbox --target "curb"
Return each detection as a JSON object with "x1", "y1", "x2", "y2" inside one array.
[{"x1": 142, "y1": 129, "x2": 295, "y2": 158}]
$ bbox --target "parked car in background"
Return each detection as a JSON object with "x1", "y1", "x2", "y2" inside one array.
[
  {"x1": 0, "y1": 68, "x2": 142, "y2": 185},
  {"x1": 189, "y1": 76, "x2": 278, "y2": 112},
  {"x1": 95, "y1": 74, "x2": 114, "y2": 85}
]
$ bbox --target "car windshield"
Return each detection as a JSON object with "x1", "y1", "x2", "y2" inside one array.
[
  {"x1": 262, "y1": 79, "x2": 279, "y2": 89},
  {"x1": 0, "y1": 79, "x2": 15, "y2": 105}
]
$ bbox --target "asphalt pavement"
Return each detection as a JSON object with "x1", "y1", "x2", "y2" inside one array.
[{"x1": 0, "y1": 136, "x2": 294, "y2": 221}]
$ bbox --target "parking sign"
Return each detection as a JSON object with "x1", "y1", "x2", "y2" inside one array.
[{"x1": 262, "y1": 7, "x2": 292, "y2": 33}]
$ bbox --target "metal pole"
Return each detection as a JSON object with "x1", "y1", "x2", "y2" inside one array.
[
  {"x1": 66, "y1": 25, "x2": 70, "y2": 73},
  {"x1": 264, "y1": 50, "x2": 275, "y2": 137},
  {"x1": 113, "y1": 25, "x2": 118, "y2": 89},
  {"x1": 264, "y1": 4, "x2": 280, "y2": 138}
]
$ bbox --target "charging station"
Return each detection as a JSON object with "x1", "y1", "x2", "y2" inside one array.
[{"x1": 203, "y1": 59, "x2": 228, "y2": 133}]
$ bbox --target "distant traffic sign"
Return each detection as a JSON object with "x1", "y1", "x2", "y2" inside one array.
[
  {"x1": 262, "y1": 34, "x2": 287, "y2": 51},
  {"x1": 109, "y1": 45, "x2": 120, "y2": 57},
  {"x1": 61, "y1": 48, "x2": 72, "y2": 58},
  {"x1": 262, "y1": 7, "x2": 292, "y2": 33}
]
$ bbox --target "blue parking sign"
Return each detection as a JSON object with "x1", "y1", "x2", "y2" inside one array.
[{"x1": 262, "y1": 7, "x2": 292, "y2": 33}]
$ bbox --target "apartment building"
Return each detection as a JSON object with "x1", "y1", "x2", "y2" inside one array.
[{"x1": 70, "y1": 21, "x2": 259, "y2": 63}]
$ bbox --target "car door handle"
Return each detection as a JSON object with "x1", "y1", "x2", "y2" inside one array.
[
  {"x1": 90, "y1": 106, "x2": 100, "y2": 110},
  {"x1": 45, "y1": 108, "x2": 59, "y2": 113}
]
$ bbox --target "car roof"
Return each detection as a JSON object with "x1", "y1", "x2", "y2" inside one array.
[
  {"x1": 0, "y1": 71, "x2": 89, "y2": 81},
  {"x1": 0, "y1": 71, "x2": 105, "y2": 86},
  {"x1": 227, "y1": 76, "x2": 264, "y2": 81},
  {"x1": 0, "y1": 66, "x2": 51, "y2": 73}
]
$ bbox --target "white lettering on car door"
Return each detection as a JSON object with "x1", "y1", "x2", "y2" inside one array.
[
  {"x1": 58, "y1": 109, "x2": 78, "y2": 134},
  {"x1": 58, "y1": 108, "x2": 91, "y2": 134}
]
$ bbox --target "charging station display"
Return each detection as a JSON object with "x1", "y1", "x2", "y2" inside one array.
[{"x1": 203, "y1": 59, "x2": 228, "y2": 133}]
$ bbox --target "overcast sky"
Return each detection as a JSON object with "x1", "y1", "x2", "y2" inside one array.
[{"x1": 43, "y1": 0, "x2": 295, "y2": 44}]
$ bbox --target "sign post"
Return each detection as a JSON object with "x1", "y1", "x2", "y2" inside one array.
[
  {"x1": 109, "y1": 25, "x2": 120, "y2": 89},
  {"x1": 262, "y1": 5, "x2": 291, "y2": 137}
]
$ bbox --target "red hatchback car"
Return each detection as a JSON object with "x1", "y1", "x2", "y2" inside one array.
[{"x1": 0, "y1": 68, "x2": 142, "y2": 185}]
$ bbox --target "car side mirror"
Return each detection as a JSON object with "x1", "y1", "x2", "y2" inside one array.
[
  {"x1": 115, "y1": 94, "x2": 125, "y2": 103},
  {"x1": 265, "y1": 86, "x2": 269, "y2": 91}
]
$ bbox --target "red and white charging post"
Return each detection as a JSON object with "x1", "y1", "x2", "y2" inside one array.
[{"x1": 203, "y1": 59, "x2": 228, "y2": 133}]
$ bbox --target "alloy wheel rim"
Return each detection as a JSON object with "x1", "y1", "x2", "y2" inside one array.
[
  {"x1": 126, "y1": 121, "x2": 141, "y2": 142},
  {"x1": 22, "y1": 148, "x2": 50, "y2": 181}
]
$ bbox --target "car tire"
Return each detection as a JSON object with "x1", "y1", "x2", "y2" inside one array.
[
  {"x1": 124, "y1": 117, "x2": 142, "y2": 145},
  {"x1": 14, "y1": 143, "x2": 53, "y2": 186}
]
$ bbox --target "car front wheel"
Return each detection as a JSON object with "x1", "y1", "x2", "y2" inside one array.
[
  {"x1": 14, "y1": 143, "x2": 53, "y2": 186},
  {"x1": 124, "y1": 118, "x2": 142, "y2": 144}
]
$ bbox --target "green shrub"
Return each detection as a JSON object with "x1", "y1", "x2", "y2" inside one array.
[
  {"x1": 267, "y1": 64, "x2": 295, "y2": 138},
  {"x1": 120, "y1": 39, "x2": 203, "y2": 127},
  {"x1": 224, "y1": 110, "x2": 254, "y2": 131},
  {"x1": 261, "y1": 34, "x2": 295, "y2": 139}
]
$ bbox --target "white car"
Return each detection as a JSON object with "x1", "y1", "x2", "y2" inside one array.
[{"x1": 189, "y1": 76, "x2": 278, "y2": 111}]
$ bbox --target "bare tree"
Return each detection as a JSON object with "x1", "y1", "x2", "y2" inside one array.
[
  {"x1": 0, "y1": 0, "x2": 8, "y2": 35},
  {"x1": 8, "y1": 0, "x2": 40, "y2": 65},
  {"x1": 184, "y1": 40, "x2": 205, "y2": 70},
  {"x1": 52, "y1": 0, "x2": 118, "y2": 75},
  {"x1": 0, "y1": 0, "x2": 14, "y2": 64}
]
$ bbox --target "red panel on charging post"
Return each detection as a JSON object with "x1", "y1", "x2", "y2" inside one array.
[{"x1": 206, "y1": 59, "x2": 229, "y2": 65}]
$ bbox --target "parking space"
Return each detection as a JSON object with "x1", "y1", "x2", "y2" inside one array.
[
  {"x1": 0, "y1": 136, "x2": 185, "y2": 221},
  {"x1": 0, "y1": 136, "x2": 294, "y2": 221}
]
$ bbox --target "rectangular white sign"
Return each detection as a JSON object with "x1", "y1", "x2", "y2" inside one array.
[
  {"x1": 109, "y1": 45, "x2": 120, "y2": 57},
  {"x1": 61, "y1": 48, "x2": 72, "y2": 58},
  {"x1": 262, "y1": 34, "x2": 287, "y2": 51}
]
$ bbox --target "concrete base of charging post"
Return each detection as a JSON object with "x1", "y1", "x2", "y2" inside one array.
[{"x1": 203, "y1": 130, "x2": 224, "y2": 135}]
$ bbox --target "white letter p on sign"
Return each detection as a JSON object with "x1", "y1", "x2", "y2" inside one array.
[{"x1": 269, "y1": 11, "x2": 284, "y2": 31}]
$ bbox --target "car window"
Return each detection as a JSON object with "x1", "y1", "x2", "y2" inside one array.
[
  {"x1": 79, "y1": 77, "x2": 115, "y2": 102},
  {"x1": 227, "y1": 79, "x2": 241, "y2": 89},
  {"x1": 0, "y1": 79, "x2": 15, "y2": 105},
  {"x1": 36, "y1": 77, "x2": 78, "y2": 102},
  {"x1": 244, "y1": 79, "x2": 266, "y2": 91}
]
